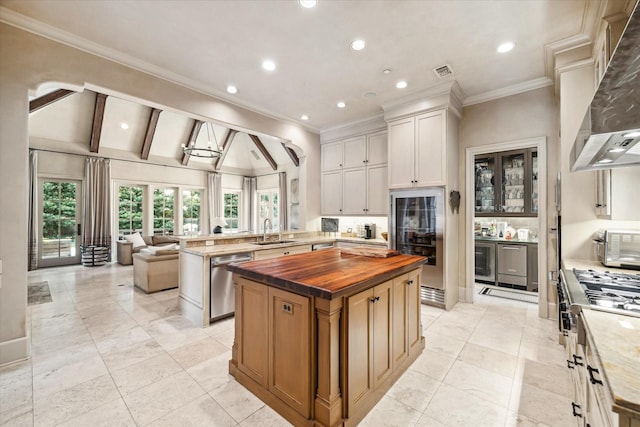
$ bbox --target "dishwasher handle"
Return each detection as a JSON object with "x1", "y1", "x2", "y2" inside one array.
[{"x1": 211, "y1": 255, "x2": 253, "y2": 266}]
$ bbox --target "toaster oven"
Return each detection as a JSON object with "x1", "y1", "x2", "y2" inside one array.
[{"x1": 594, "y1": 229, "x2": 640, "y2": 270}]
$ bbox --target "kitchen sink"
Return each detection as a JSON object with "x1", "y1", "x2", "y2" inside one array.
[{"x1": 252, "y1": 240, "x2": 296, "y2": 246}]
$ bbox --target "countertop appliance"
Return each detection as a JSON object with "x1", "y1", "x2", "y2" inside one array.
[
  {"x1": 570, "y1": 5, "x2": 640, "y2": 171},
  {"x1": 364, "y1": 224, "x2": 376, "y2": 239},
  {"x1": 593, "y1": 229, "x2": 640, "y2": 270},
  {"x1": 210, "y1": 252, "x2": 252, "y2": 322},
  {"x1": 390, "y1": 187, "x2": 444, "y2": 306}
]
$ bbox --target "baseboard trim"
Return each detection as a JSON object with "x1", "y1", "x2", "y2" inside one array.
[{"x1": 0, "y1": 334, "x2": 31, "y2": 366}]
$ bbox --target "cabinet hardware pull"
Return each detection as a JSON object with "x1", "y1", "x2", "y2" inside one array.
[
  {"x1": 571, "y1": 402, "x2": 582, "y2": 418},
  {"x1": 566, "y1": 360, "x2": 574, "y2": 369},
  {"x1": 587, "y1": 365, "x2": 603, "y2": 385},
  {"x1": 370, "y1": 296, "x2": 381, "y2": 303},
  {"x1": 572, "y1": 354, "x2": 583, "y2": 366},
  {"x1": 406, "y1": 280, "x2": 413, "y2": 286}
]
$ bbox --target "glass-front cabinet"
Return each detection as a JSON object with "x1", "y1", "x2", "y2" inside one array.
[{"x1": 474, "y1": 148, "x2": 538, "y2": 217}]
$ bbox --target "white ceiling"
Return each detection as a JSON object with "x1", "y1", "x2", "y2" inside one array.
[{"x1": 2, "y1": 0, "x2": 597, "y2": 133}]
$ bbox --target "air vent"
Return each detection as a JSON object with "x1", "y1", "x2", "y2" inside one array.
[{"x1": 433, "y1": 64, "x2": 453, "y2": 78}]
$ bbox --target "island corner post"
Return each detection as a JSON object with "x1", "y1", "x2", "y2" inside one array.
[{"x1": 227, "y1": 248, "x2": 426, "y2": 426}]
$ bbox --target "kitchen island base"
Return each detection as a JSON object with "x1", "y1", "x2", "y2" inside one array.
[{"x1": 228, "y1": 256, "x2": 425, "y2": 427}]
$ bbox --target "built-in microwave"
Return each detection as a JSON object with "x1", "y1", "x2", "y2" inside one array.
[{"x1": 593, "y1": 229, "x2": 640, "y2": 270}]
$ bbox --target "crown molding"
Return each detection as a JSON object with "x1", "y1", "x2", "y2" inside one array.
[
  {"x1": 320, "y1": 114, "x2": 386, "y2": 143},
  {"x1": 462, "y1": 77, "x2": 553, "y2": 107},
  {"x1": 0, "y1": 7, "x2": 321, "y2": 135}
]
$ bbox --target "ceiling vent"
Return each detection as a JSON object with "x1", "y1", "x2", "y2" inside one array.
[{"x1": 433, "y1": 64, "x2": 453, "y2": 78}]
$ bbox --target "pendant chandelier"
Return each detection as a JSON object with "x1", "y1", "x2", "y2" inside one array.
[{"x1": 182, "y1": 122, "x2": 222, "y2": 158}]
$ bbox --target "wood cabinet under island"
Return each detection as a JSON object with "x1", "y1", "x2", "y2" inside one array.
[{"x1": 227, "y1": 248, "x2": 427, "y2": 427}]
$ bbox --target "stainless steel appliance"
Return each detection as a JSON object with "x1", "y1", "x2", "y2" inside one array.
[
  {"x1": 571, "y1": 269, "x2": 640, "y2": 317},
  {"x1": 312, "y1": 242, "x2": 334, "y2": 251},
  {"x1": 474, "y1": 242, "x2": 495, "y2": 284},
  {"x1": 210, "y1": 252, "x2": 252, "y2": 322},
  {"x1": 570, "y1": 5, "x2": 640, "y2": 171},
  {"x1": 593, "y1": 229, "x2": 640, "y2": 270},
  {"x1": 390, "y1": 188, "x2": 444, "y2": 306},
  {"x1": 364, "y1": 224, "x2": 376, "y2": 239},
  {"x1": 497, "y1": 243, "x2": 528, "y2": 290}
]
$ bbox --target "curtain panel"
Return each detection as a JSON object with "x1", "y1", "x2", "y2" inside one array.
[
  {"x1": 208, "y1": 172, "x2": 222, "y2": 233},
  {"x1": 242, "y1": 177, "x2": 258, "y2": 232},
  {"x1": 28, "y1": 150, "x2": 38, "y2": 271},
  {"x1": 83, "y1": 157, "x2": 112, "y2": 258}
]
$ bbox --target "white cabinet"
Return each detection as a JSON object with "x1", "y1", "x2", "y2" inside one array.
[
  {"x1": 388, "y1": 110, "x2": 446, "y2": 189},
  {"x1": 321, "y1": 131, "x2": 388, "y2": 215}
]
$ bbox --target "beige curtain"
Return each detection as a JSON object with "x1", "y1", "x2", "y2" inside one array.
[
  {"x1": 242, "y1": 176, "x2": 258, "y2": 232},
  {"x1": 278, "y1": 172, "x2": 287, "y2": 231},
  {"x1": 28, "y1": 150, "x2": 38, "y2": 270},
  {"x1": 83, "y1": 157, "x2": 111, "y2": 257},
  {"x1": 208, "y1": 172, "x2": 222, "y2": 232}
]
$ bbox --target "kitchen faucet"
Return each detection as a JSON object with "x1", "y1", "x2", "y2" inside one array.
[{"x1": 263, "y1": 218, "x2": 272, "y2": 241}]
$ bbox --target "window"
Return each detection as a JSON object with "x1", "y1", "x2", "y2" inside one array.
[
  {"x1": 153, "y1": 188, "x2": 175, "y2": 235},
  {"x1": 118, "y1": 185, "x2": 143, "y2": 236},
  {"x1": 258, "y1": 190, "x2": 279, "y2": 231},
  {"x1": 182, "y1": 189, "x2": 201, "y2": 234},
  {"x1": 223, "y1": 191, "x2": 240, "y2": 231}
]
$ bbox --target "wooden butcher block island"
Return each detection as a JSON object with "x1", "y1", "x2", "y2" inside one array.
[{"x1": 227, "y1": 248, "x2": 427, "y2": 427}]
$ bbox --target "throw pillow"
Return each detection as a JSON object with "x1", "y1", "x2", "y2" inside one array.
[{"x1": 124, "y1": 232, "x2": 147, "y2": 249}]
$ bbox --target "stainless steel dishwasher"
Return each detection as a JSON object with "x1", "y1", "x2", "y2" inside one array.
[{"x1": 210, "y1": 252, "x2": 252, "y2": 322}]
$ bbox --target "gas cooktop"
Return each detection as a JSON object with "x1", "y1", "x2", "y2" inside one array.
[{"x1": 573, "y1": 269, "x2": 640, "y2": 316}]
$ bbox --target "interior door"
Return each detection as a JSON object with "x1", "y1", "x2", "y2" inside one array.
[{"x1": 39, "y1": 179, "x2": 82, "y2": 267}]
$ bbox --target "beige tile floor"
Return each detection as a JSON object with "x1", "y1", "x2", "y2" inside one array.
[{"x1": 1, "y1": 264, "x2": 573, "y2": 426}]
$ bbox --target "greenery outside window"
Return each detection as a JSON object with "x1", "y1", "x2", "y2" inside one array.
[
  {"x1": 223, "y1": 191, "x2": 240, "y2": 231},
  {"x1": 118, "y1": 185, "x2": 143, "y2": 236},
  {"x1": 183, "y1": 189, "x2": 201, "y2": 234},
  {"x1": 154, "y1": 188, "x2": 175, "y2": 235},
  {"x1": 258, "y1": 190, "x2": 279, "y2": 232}
]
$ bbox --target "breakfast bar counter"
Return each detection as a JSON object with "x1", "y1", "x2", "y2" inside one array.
[{"x1": 227, "y1": 248, "x2": 426, "y2": 427}]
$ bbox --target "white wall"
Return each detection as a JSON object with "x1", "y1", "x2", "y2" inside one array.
[{"x1": 0, "y1": 22, "x2": 320, "y2": 365}]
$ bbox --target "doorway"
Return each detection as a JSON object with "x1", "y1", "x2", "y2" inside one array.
[{"x1": 38, "y1": 179, "x2": 82, "y2": 267}]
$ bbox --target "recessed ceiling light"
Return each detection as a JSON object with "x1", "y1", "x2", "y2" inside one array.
[
  {"x1": 299, "y1": 0, "x2": 317, "y2": 8},
  {"x1": 350, "y1": 39, "x2": 366, "y2": 51},
  {"x1": 262, "y1": 60, "x2": 276, "y2": 71},
  {"x1": 363, "y1": 91, "x2": 377, "y2": 99},
  {"x1": 120, "y1": 122, "x2": 129, "y2": 130},
  {"x1": 396, "y1": 80, "x2": 408, "y2": 89},
  {"x1": 226, "y1": 85, "x2": 238, "y2": 94},
  {"x1": 301, "y1": 115, "x2": 309, "y2": 121},
  {"x1": 497, "y1": 41, "x2": 515, "y2": 53},
  {"x1": 623, "y1": 131, "x2": 640, "y2": 138},
  {"x1": 383, "y1": 69, "x2": 391, "y2": 74},
  {"x1": 597, "y1": 158, "x2": 613, "y2": 164},
  {"x1": 337, "y1": 101, "x2": 346, "y2": 109}
]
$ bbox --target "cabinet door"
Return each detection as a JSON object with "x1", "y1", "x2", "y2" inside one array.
[
  {"x1": 269, "y1": 288, "x2": 311, "y2": 417},
  {"x1": 372, "y1": 281, "x2": 393, "y2": 388},
  {"x1": 501, "y1": 151, "x2": 526, "y2": 214},
  {"x1": 321, "y1": 171, "x2": 343, "y2": 215},
  {"x1": 391, "y1": 274, "x2": 409, "y2": 366},
  {"x1": 367, "y1": 131, "x2": 388, "y2": 166},
  {"x1": 321, "y1": 141, "x2": 343, "y2": 172},
  {"x1": 366, "y1": 165, "x2": 388, "y2": 215},
  {"x1": 474, "y1": 154, "x2": 497, "y2": 215},
  {"x1": 388, "y1": 117, "x2": 415, "y2": 189},
  {"x1": 342, "y1": 168, "x2": 367, "y2": 215},
  {"x1": 415, "y1": 111, "x2": 445, "y2": 186},
  {"x1": 347, "y1": 289, "x2": 373, "y2": 409},
  {"x1": 343, "y1": 135, "x2": 367, "y2": 169},
  {"x1": 236, "y1": 278, "x2": 269, "y2": 387},
  {"x1": 595, "y1": 169, "x2": 611, "y2": 218},
  {"x1": 406, "y1": 269, "x2": 421, "y2": 354}
]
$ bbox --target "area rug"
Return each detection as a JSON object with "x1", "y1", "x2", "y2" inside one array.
[
  {"x1": 480, "y1": 287, "x2": 538, "y2": 304},
  {"x1": 28, "y1": 281, "x2": 52, "y2": 305}
]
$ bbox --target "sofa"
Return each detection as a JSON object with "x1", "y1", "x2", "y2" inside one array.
[{"x1": 117, "y1": 233, "x2": 180, "y2": 293}]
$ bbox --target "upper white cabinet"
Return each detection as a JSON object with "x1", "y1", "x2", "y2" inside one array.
[
  {"x1": 388, "y1": 110, "x2": 446, "y2": 189},
  {"x1": 321, "y1": 130, "x2": 388, "y2": 215}
]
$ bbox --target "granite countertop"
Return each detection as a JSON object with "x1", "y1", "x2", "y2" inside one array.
[
  {"x1": 474, "y1": 236, "x2": 538, "y2": 244},
  {"x1": 182, "y1": 236, "x2": 388, "y2": 258},
  {"x1": 227, "y1": 247, "x2": 425, "y2": 300},
  {"x1": 580, "y1": 309, "x2": 640, "y2": 416}
]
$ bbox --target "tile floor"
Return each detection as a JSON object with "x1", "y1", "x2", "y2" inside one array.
[{"x1": 0, "y1": 263, "x2": 574, "y2": 426}]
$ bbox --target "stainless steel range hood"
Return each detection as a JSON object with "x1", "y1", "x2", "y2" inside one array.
[{"x1": 570, "y1": 5, "x2": 640, "y2": 171}]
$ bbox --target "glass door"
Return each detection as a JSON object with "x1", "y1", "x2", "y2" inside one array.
[
  {"x1": 474, "y1": 155, "x2": 496, "y2": 214},
  {"x1": 501, "y1": 152, "x2": 525, "y2": 214},
  {"x1": 39, "y1": 179, "x2": 82, "y2": 267},
  {"x1": 531, "y1": 151, "x2": 538, "y2": 214},
  {"x1": 395, "y1": 196, "x2": 437, "y2": 265}
]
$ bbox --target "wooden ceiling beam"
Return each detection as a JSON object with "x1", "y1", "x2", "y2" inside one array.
[
  {"x1": 181, "y1": 119, "x2": 203, "y2": 166},
  {"x1": 214, "y1": 129, "x2": 238, "y2": 171},
  {"x1": 140, "y1": 108, "x2": 162, "y2": 160},
  {"x1": 90, "y1": 93, "x2": 107, "y2": 153},
  {"x1": 281, "y1": 142, "x2": 300, "y2": 167},
  {"x1": 29, "y1": 89, "x2": 76, "y2": 113},
  {"x1": 249, "y1": 134, "x2": 278, "y2": 171}
]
